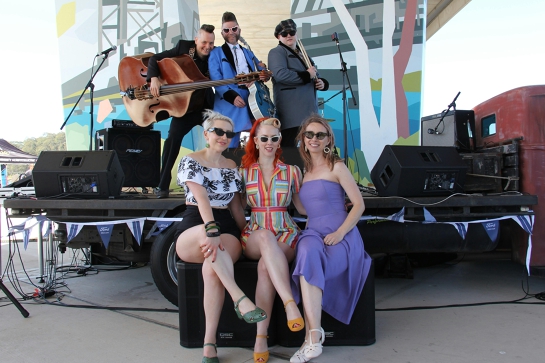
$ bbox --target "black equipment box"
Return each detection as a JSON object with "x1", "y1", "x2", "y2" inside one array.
[
  {"x1": 275, "y1": 260, "x2": 375, "y2": 347},
  {"x1": 177, "y1": 260, "x2": 277, "y2": 348},
  {"x1": 32, "y1": 150, "x2": 124, "y2": 199},
  {"x1": 371, "y1": 145, "x2": 467, "y2": 197}
]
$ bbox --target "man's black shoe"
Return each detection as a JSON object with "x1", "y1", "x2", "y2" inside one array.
[{"x1": 156, "y1": 190, "x2": 169, "y2": 199}]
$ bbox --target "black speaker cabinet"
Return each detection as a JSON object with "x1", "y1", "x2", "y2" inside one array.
[
  {"x1": 96, "y1": 128, "x2": 160, "y2": 187},
  {"x1": 177, "y1": 260, "x2": 277, "y2": 348},
  {"x1": 32, "y1": 150, "x2": 124, "y2": 198},
  {"x1": 370, "y1": 145, "x2": 467, "y2": 197},
  {"x1": 421, "y1": 110, "x2": 475, "y2": 152},
  {"x1": 275, "y1": 260, "x2": 375, "y2": 347}
]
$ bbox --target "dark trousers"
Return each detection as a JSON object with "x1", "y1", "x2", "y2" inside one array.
[
  {"x1": 158, "y1": 111, "x2": 203, "y2": 191},
  {"x1": 280, "y1": 127, "x2": 300, "y2": 148}
]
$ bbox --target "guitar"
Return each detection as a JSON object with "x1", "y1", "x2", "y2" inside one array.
[
  {"x1": 118, "y1": 54, "x2": 267, "y2": 127},
  {"x1": 238, "y1": 37, "x2": 276, "y2": 119}
]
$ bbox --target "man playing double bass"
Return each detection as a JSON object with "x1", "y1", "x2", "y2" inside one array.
[{"x1": 147, "y1": 24, "x2": 215, "y2": 199}]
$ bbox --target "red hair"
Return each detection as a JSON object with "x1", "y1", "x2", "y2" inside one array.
[{"x1": 241, "y1": 117, "x2": 283, "y2": 167}]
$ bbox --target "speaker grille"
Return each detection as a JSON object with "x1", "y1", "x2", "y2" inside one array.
[{"x1": 96, "y1": 128, "x2": 160, "y2": 187}]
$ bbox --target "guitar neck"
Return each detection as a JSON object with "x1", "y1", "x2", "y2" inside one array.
[{"x1": 159, "y1": 78, "x2": 239, "y2": 96}]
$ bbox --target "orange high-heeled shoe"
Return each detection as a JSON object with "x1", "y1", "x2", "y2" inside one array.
[
  {"x1": 284, "y1": 299, "x2": 304, "y2": 332},
  {"x1": 253, "y1": 334, "x2": 269, "y2": 363}
]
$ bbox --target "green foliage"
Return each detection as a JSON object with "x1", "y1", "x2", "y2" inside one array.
[{"x1": 5, "y1": 132, "x2": 66, "y2": 184}]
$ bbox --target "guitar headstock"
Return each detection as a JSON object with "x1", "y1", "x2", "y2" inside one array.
[{"x1": 235, "y1": 70, "x2": 272, "y2": 83}]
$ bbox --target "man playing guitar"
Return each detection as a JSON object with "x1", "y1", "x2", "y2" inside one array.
[{"x1": 146, "y1": 24, "x2": 215, "y2": 198}]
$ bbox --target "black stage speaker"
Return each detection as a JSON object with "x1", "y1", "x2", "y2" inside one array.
[
  {"x1": 370, "y1": 145, "x2": 467, "y2": 197},
  {"x1": 32, "y1": 150, "x2": 124, "y2": 198},
  {"x1": 96, "y1": 128, "x2": 160, "y2": 188},
  {"x1": 177, "y1": 260, "x2": 277, "y2": 348},
  {"x1": 275, "y1": 260, "x2": 375, "y2": 347},
  {"x1": 421, "y1": 110, "x2": 475, "y2": 152}
]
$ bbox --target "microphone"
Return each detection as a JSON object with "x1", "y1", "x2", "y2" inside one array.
[
  {"x1": 331, "y1": 32, "x2": 339, "y2": 42},
  {"x1": 427, "y1": 128, "x2": 436, "y2": 135},
  {"x1": 96, "y1": 45, "x2": 117, "y2": 57}
]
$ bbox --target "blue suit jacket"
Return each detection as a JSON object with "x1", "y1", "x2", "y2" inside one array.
[{"x1": 208, "y1": 43, "x2": 264, "y2": 147}]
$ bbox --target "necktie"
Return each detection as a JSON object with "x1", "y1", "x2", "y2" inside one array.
[{"x1": 233, "y1": 45, "x2": 240, "y2": 74}]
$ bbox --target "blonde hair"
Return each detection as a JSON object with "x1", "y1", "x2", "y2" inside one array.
[{"x1": 202, "y1": 109, "x2": 234, "y2": 130}]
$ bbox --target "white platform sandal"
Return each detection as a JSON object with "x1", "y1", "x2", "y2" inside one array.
[{"x1": 303, "y1": 327, "x2": 325, "y2": 360}]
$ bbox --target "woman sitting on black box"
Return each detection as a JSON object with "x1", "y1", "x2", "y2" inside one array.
[
  {"x1": 174, "y1": 110, "x2": 267, "y2": 363},
  {"x1": 289, "y1": 115, "x2": 372, "y2": 363},
  {"x1": 239, "y1": 117, "x2": 306, "y2": 363}
]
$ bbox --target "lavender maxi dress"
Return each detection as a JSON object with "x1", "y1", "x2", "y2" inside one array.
[{"x1": 291, "y1": 179, "x2": 372, "y2": 324}]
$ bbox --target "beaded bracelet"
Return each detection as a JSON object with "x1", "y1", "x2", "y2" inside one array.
[{"x1": 204, "y1": 221, "x2": 221, "y2": 229}]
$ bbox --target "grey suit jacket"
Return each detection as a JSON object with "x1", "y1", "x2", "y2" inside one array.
[{"x1": 268, "y1": 42, "x2": 329, "y2": 130}]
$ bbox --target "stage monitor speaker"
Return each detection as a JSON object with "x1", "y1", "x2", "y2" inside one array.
[
  {"x1": 96, "y1": 128, "x2": 160, "y2": 188},
  {"x1": 421, "y1": 110, "x2": 475, "y2": 152},
  {"x1": 370, "y1": 145, "x2": 467, "y2": 197},
  {"x1": 32, "y1": 150, "x2": 124, "y2": 199}
]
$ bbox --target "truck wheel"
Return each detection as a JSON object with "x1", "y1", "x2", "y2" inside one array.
[{"x1": 150, "y1": 224, "x2": 180, "y2": 306}]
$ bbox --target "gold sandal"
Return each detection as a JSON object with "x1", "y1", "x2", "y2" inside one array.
[
  {"x1": 284, "y1": 299, "x2": 304, "y2": 332},
  {"x1": 253, "y1": 334, "x2": 269, "y2": 363}
]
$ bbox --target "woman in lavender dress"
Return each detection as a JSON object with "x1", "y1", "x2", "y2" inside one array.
[{"x1": 289, "y1": 115, "x2": 372, "y2": 363}]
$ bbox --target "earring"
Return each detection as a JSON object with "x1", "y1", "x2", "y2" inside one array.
[
  {"x1": 324, "y1": 146, "x2": 331, "y2": 154},
  {"x1": 205, "y1": 143, "x2": 210, "y2": 148},
  {"x1": 256, "y1": 144, "x2": 258, "y2": 149},
  {"x1": 304, "y1": 145, "x2": 308, "y2": 152}
]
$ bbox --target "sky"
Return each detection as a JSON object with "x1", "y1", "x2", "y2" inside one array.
[{"x1": 0, "y1": 0, "x2": 544, "y2": 142}]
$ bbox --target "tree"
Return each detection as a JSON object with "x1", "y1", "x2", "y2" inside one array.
[{"x1": 6, "y1": 132, "x2": 66, "y2": 184}]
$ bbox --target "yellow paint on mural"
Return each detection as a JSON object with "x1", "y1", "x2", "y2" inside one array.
[{"x1": 57, "y1": 2, "x2": 76, "y2": 37}]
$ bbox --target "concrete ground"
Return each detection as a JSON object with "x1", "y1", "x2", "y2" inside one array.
[{"x1": 1, "y1": 238, "x2": 544, "y2": 363}]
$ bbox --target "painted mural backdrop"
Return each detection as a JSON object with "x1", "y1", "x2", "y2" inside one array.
[
  {"x1": 55, "y1": 0, "x2": 424, "y2": 187},
  {"x1": 293, "y1": 0, "x2": 425, "y2": 185}
]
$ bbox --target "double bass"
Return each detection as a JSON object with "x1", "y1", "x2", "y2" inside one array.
[{"x1": 119, "y1": 53, "x2": 270, "y2": 127}]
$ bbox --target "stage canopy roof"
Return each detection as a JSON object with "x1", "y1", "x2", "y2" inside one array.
[
  {"x1": 427, "y1": 0, "x2": 472, "y2": 39},
  {"x1": 0, "y1": 139, "x2": 38, "y2": 164}
]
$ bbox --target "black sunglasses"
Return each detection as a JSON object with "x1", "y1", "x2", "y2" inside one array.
[
  {"x1": 208, "y1": 127, "x2": 236, "y2": 139},
  {"x1": 222, "y1": 26, "x2": 239, "y2": 34},
  {"x1": 303, "y1": 131, "x2": 329, "y2": 140},
  {"x1": 280, "y1": 30, "x2": 296, "y2": 37},
  {"x1": 258, "y1": 135, "x2": 281, "y2": 143}
]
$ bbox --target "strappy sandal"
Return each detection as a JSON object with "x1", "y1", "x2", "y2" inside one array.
[
  {"x1": 303, "y1": 327, "x2": 325, "y2": 360},
  {"x1": 202, "y1": 343, "x2": 219, "y2": 363},
  {"x1": 253, "y1": 334, "x2": 269, "y2": 363},
  {"x1": 284, "y1": 299, "x2": 304, "y2": 332},
  {"x1": 234, "y1": 295, "x2": 267, "y2": 323},
  {"x1": 289, "y1": 343, "x2": 309, "y2": 363}
]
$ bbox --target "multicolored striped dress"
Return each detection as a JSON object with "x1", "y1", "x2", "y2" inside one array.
[{"x1": 240, "y1": 162, "x2": 302, "y2": 249}]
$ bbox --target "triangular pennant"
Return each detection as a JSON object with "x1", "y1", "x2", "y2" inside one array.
[
  {"x1": 126, "y1": 218, "x2": 145, "y2": 245},
  {"x1": 65, "y1": 222, "x2": 84, "y2": 243},
  {"x1": 423, "y1": 207, "x2": 437, "y2": 223},
  {"x1": 481, "y1": 220, "x2": 500, "y2": 242},
  {"x1": 446, "y1": 222, "x2": 468, "y2": 240},
  {"x1": 7, "y1": 222, "x2": 26, "y2": 237},
  {"x1": 23, "y1": 229, "x2": 30, "y2": 250},
  {"x1": 387, "y1": 207, "x2": 405, "y2": 222},
  {"x1": 150, "y1": 221, "x2": 174, "y2": 236},
  {"x1": 96, "y1": 224, "x2": 115, "y2": 249},
  {"x1": 513, "y1": 215, "x2": 533, "y2": 235}
]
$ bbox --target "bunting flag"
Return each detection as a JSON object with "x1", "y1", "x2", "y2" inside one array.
[
  {"x1": 446, "y1": 222, "x2": 469, "y2": 240},
  {"x1": 96, "y1": 224, "x2": 115, "y2": 248},
  {"x1": 3, "y1": 213, "x2": 536, "y2": 274},
  {"x1": 423, "y1": 207, "x2": 437, "y2": 223},
  {"x1": 482, "y1": 220, "x2": 500, "y2": 242},
  {"x1": 65, "y1": 222, "x2": 85, "y2": 243},
  {"x1": 512, "y1": 215, "x2": 534, "y2": 275},
  {"x1": 150, "y1": 221, "x2": 174, "y2": 236},
  {"x1": 387, "y1": 207, "x2": 405, "y2": 222},
  {"x1": 126, "y1": 218, "x2": 146, "y2": 245}
]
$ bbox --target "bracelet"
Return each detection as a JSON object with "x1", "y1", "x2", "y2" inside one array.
[
  {"x1": 206, "y1": 231, "x2": 221, "y2": 238},
  {"x1": 204, "y1": 221, "x2": 221, "y2": 229},
  {"x1": 205, "y1": 225, "x2": 220, "y2": 232}
]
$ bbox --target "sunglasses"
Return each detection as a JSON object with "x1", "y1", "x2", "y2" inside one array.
[
  {"x1": 303, "y1": 131, "x2": 329, "y2": 140},
  {"x1": 208, "y1": 127, "x2": 236, "y2": 139},
  {"x1": 280, "y1": 30, "x2": 296, "y2": 37},
  {"x1": 222, "y1": 26, "x2": 239, "y2": 34},
  {"x1": 258, "y1": 135, "x2": 281, "y2": 143}
]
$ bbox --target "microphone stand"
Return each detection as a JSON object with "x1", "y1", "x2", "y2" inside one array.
[
  {"x1": 332, "y1": 34, "x2": 357, "y2": 164},
  {"x1": 433, "y1": 91, "x2": 460, "y2": 134},
  {"x1": 60, "y1": 53, "x2": 111, "y2": 151}
]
